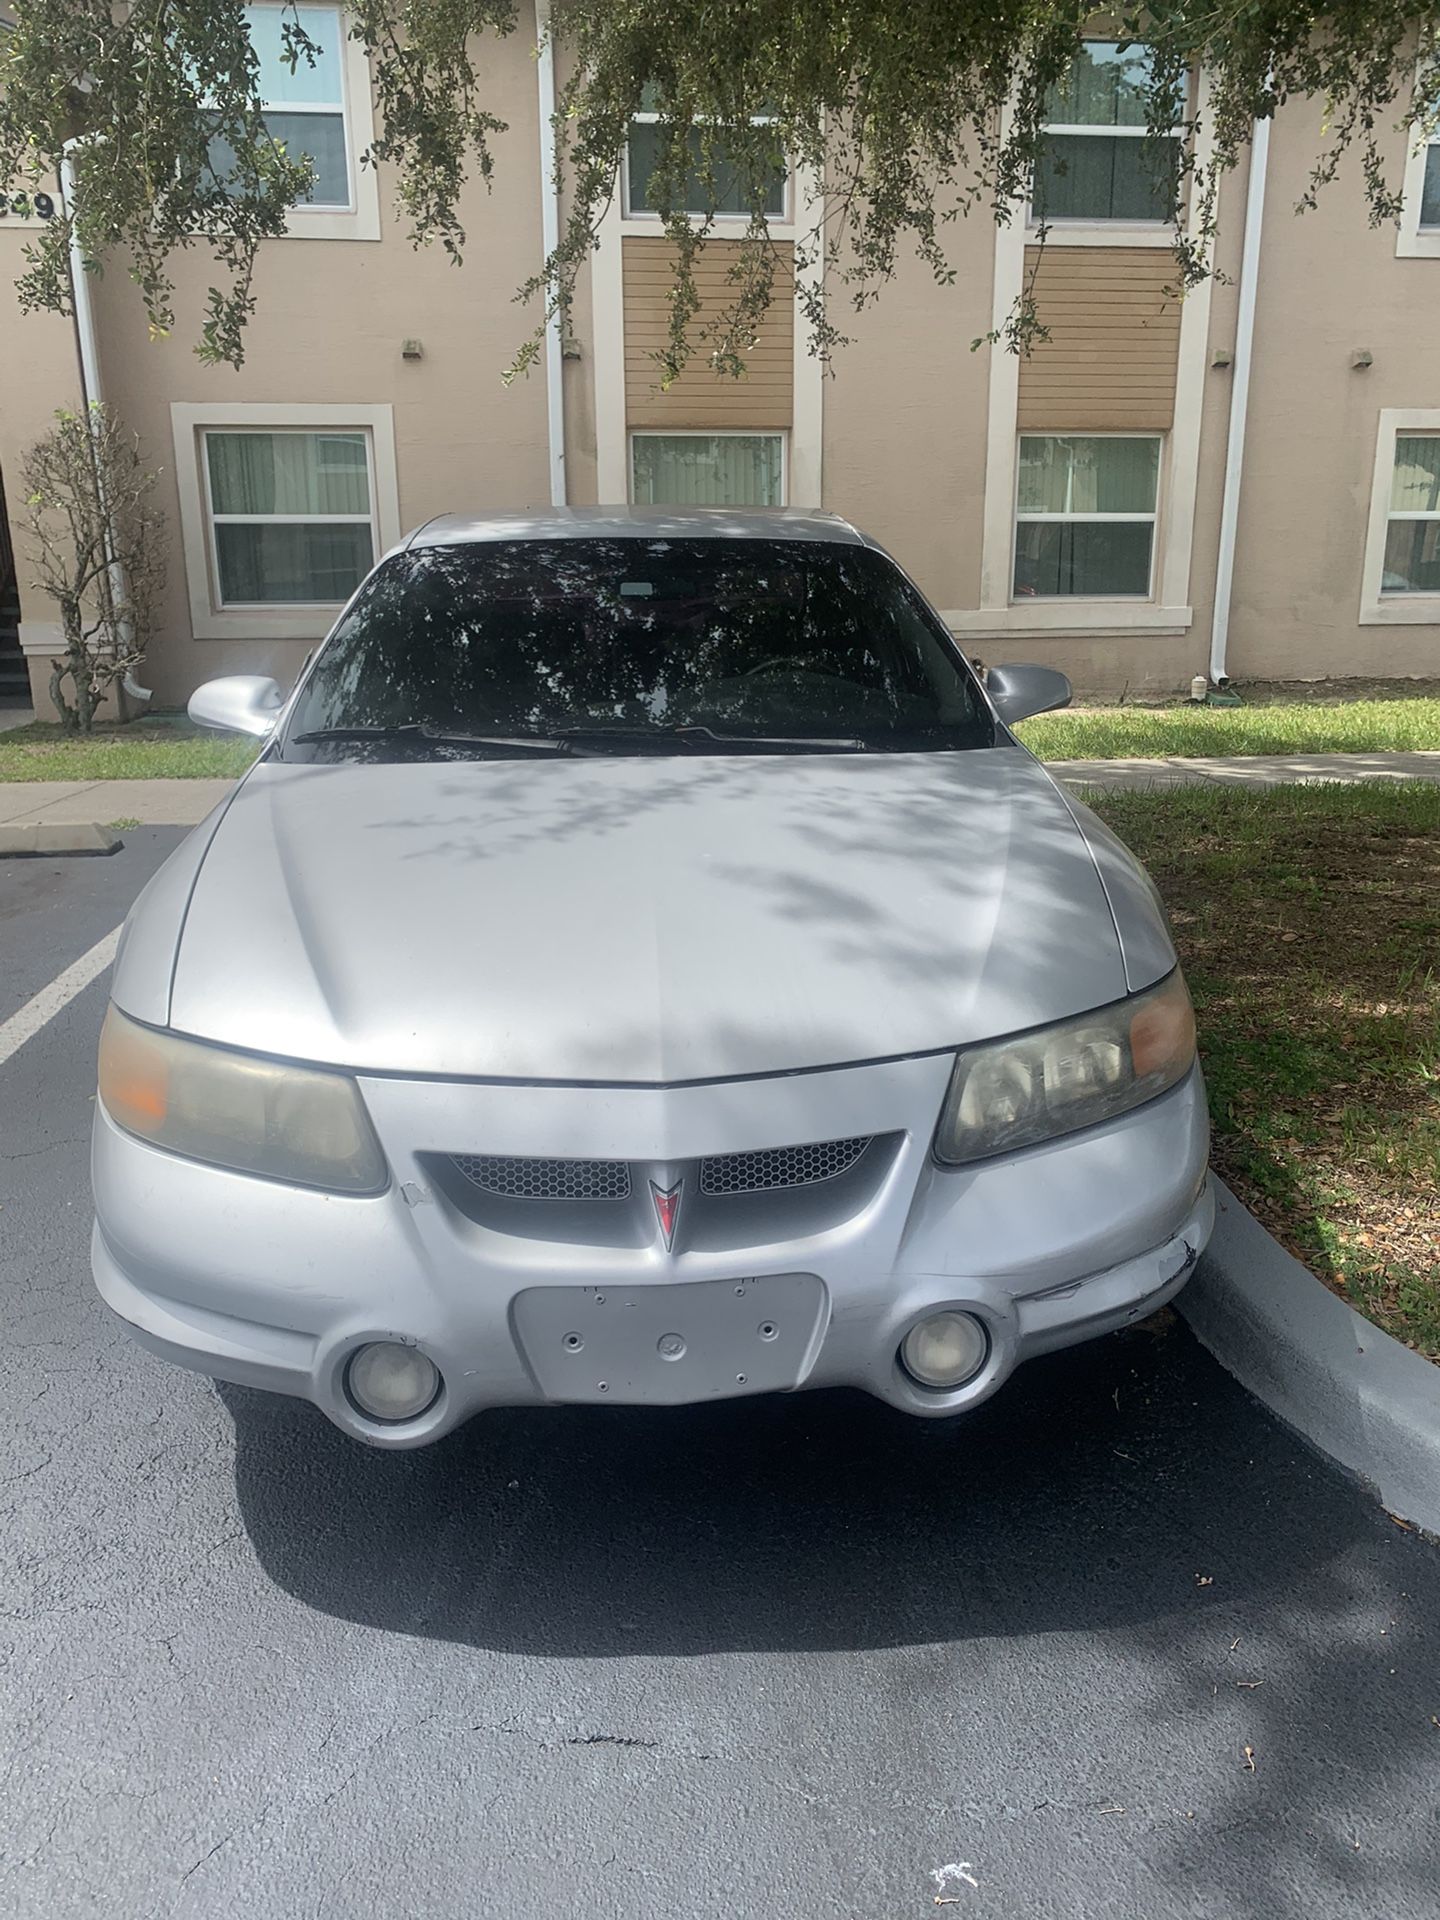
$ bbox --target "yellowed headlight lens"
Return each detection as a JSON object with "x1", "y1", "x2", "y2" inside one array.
[
  {"x1": 935, "y1": 969, "x2": 1198, "y2": 1165},
  {"x1": 98, "y1": 1004, "x2": 386, "y2": 1193}
]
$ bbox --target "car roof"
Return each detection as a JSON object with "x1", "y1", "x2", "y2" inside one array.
[{"x1": 402, "y1": 506, "x2": 870, "y2": 552}]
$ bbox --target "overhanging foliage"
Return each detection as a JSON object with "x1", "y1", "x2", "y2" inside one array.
[{"x1": 1, "y1": 2, "x2": 1437, "y2": 375}]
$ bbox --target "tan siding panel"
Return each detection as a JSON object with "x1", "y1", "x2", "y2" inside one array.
[
  {"x1": 1017, "y1": 246, "x2": 1181, "y2": 431},
  {"x1": 623, "y1": 236, "x2": 794, "y2": 429}
]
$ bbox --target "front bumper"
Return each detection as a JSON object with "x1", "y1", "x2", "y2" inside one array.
[{"x1": 91, "y1": 1053, "x2": 1213, "y2": 1448}]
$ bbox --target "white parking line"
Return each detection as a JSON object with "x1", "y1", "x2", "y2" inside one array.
[{"x1": 0, "y1": 926, "x2": 122, "y2": 1070}]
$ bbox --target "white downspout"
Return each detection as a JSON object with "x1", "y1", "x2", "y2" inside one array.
[
  {"x1": 1208, "y1": 103, "x2": 1271, "y2": 685},
  {"x1": 61, "y1": 148, "x2": 105, "y2": 416},
  {"x1": 59, "y1": 143, "x2": 148, "y2": 704},
  {"x1": 535, "y1": 0, "x2": 567, "y2": 507}
]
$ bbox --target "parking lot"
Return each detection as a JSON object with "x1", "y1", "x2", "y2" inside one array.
[{"x1": 3, "y1": 829, "x2": 1439, "y2": 1920}]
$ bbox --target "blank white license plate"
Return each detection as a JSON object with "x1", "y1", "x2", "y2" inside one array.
[{"x1": 512, "y1": 1273, "x2": 828, "y2": 1405}]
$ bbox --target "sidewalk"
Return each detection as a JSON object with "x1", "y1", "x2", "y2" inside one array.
[
  {"x1": 0, "y1": 778, "x2": 236, "y2": 827},
  {"x1": 1051, "y1": 748, "x2": 1440, "y2": 790},
  {"x1": 1, "y1": 750, "x2": 1439, "y2": 829}
]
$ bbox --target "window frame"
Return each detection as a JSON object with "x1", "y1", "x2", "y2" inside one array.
[
  {"x1": 200, "y1": 426, "x2": 379, "y2": 612},
  {"x1": 231, "y1": 2, "x2": 381, "y2": 241},
  {"x1": 171, "y1": 401, "x2": 401, "y2": 641},
  {"x1": 1422, "y1": 133, "x2": 1440, "y2": 230},
  {"x1": 244, "y1": 1, "x2": 354, "y2": 213},
  {"x1": 1027, "y1": 38, "x2": 1187, "y2": 243},
  {"x1": 1396, "y1": 84, "x2": 1440, "y2": 257},
  {"x1": 620, "y1": 109, "x2": 792, "y2": 230},
  {"x1": 1360, "y1": 410, "x2": 1440, "y2": 621},
  {"x1": 628, "y1": 428, "x2": 789, "y2": 509},
  {"x1": 1011, "y1": 431, "x2": 1163, "y2": 604}
]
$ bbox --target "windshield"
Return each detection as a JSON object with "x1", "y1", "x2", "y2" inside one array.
[{"x1": 281, "y1": 537, "x2": 994, "y2": 759}]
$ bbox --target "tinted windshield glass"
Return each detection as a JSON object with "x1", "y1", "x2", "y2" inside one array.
[{"x1": 282, "y1": 538, "x2": 993, "y2": 757}]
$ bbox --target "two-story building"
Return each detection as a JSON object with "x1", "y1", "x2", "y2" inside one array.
[{"x1": 2, "y1": 9, "x2": 1438, "y2": 711}]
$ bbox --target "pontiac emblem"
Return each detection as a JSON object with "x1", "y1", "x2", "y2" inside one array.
[{"x1": 649, "y1": 1180, "x2": 682, "y2": 1250}]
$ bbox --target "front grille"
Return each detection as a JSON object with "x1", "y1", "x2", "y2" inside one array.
[
  {"x1": 450, "y1": 1154, "x2": 631, "y2": 1201},
  {"x1": 699, "y1": 1136, "x2": 873, "y2": 1196},
  {"x1": 448, "y1": 1138, "x2": 876, "y2": 1205}
]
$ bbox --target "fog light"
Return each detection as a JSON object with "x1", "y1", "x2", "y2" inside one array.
[
  {"x1": 900, "y1": 1312, "x2": 988, "y2": 1390},
  {"x1": 346, "y1": 1342, "x2": 441, "y2": 1422}
]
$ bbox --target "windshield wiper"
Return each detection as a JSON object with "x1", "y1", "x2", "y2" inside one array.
[
  {"x1": 552, "y1": 724, "x2": 870, "y2": 753},
  {"x1": 290, "y1": 721, "x2": 874, "y2": 757},
  {"x1": 290, "y1": 724, "x2": 569, "y2": 755}
]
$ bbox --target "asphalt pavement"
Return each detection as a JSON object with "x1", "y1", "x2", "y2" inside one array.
[{"x1": 3, "y1": 831, "x2": 1438, "y2": 1920}]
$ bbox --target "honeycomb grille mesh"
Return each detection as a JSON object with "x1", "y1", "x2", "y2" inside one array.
[
  {"x1": 451, "y1": 1154, "x2": 631, "y2": 1201},
  {"x1": 699, "y1": 1137, "x2": 872, "y2": 1196}
]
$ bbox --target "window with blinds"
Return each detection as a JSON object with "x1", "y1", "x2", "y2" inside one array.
[
  {"x1": 1032, "y1": 41, "x2": 1182, "y2": 225},
  {"x1": 206, "y1": 4, "x2": 352, "y2": 209},
  {"x1": 1013, "y1": 435, "x2": 1160, "y2": 599},
  {"x1": 203, "y1": 429, "x2": 376, "y2": 604},
  {"x1": 1382, "y1": 436, "x2": 1440, "y2": 594},
  {"x1": 630, "y1": 433, "x2": 785, "y2": 508}
]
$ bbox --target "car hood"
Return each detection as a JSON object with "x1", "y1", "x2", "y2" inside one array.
[{"x1": 162, "y1": 749, "x2": 1138, "y2": 1083}]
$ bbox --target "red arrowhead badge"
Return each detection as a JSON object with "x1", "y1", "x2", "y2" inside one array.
[{"x1": 650, "y1": 1180, "x2": 682, "y2": 1250}]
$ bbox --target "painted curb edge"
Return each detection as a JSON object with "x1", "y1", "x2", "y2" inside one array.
[
  {"x1": 1179, "y1": 1177, "x2": 1440, "y2": 1534},
  {"x1": 0, "y1": 823, "x2": 121, "y2": 858}
]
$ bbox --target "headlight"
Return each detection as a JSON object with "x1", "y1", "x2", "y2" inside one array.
[
  {"x1": 98, "y1": 1004, "x2": 387, "y2": 1194},
  {"x1": 934, "y1": 969, "x2": 1197, "y2": 1166}
]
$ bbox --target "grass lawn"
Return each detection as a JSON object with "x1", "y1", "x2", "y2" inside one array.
[
  {"x1": 0, "y1": 719, "x2": 257, "y2": 782},
  {"x1": 5, "y1": 691, "x2": 1440, "y2": 775},
  {"x1": 1091, "y1": 783, "x2": 1440, "y2": 1359},
  {"x1": 1018, "y1": 695, "x2": 1440, "y2": 761}
]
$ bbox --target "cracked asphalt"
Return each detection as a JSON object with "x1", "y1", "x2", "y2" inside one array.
[{"x1": 3, "y1": 829, "x2": 1439, "y2": 1920}]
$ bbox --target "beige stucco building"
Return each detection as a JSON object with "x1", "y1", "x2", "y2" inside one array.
[{"x1": 2, "y1": 11, "x2": 1439, "y2": 713}]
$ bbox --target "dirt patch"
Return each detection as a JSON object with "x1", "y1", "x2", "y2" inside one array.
[{"x1": 1069, "y1": 675, "x2": 1440, "y2": 713}]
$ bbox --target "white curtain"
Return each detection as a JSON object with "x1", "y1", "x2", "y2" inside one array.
[
  {"x1": 1391, "y1": 437, "x2": 1440, "y2": 513},
  {"x1": 214, "y1": 524, "x2": 374, "y2": 603},
  {"x1": 207, "y1": 432, "x2": 370, "y2": 516},
  {"x1": 631, "y1": 435, "x2": 783, "y2": 507},
  {"x1": 1017, "y1": 436, "x2": 1159, "y2": 516}
]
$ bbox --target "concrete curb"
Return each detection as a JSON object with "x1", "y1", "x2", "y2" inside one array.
[
  {"x1": 1180, "y1": 1178, "x2": 1440, "y2": 1532},
  {"x1": 0, "y1": 822, "x2": 120, "y2": 858}
]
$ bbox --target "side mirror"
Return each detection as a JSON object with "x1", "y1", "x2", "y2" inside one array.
[
  {"x1": 188, "y1": 675, "x2": 285, "y2": 738},
  {"x1": 986, "y1": 663, "x2": 1072, "y2": 727}
]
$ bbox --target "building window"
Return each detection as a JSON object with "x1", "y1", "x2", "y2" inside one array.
[
  {"x1": 1014, "y1": 435, "x2": 1160, "y2": 598},
  {"x1": 207, "y1": 4, "x2": 352, "y2": 209},
  {"x1": 172, "y1": 402, "x2": 397, "y2": 637},
  {"x1": 1382, "y1": 435, "x2": 1440, "y2": 594},
  {"x1": 631, "y1": 432, "x2": 785, "y2": 507},
  {"x1": 626, "y1": 90, "x2": 786, "y2": 218},
  {"x1": 1032, "y1": 41, "x2": 1181, "y2": 224},
  {"x1": 1397, "y1": 73, "x2": 1440, "y2": 256},
  {"x1": 203, "y1": 429, "x2": 376, "y2": 604},
  {"x1": 1422, "y1": 133, "x2": 1440, "y2": 228}
]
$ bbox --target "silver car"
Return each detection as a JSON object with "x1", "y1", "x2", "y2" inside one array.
[{"x1": 92, "y1": 508, "x2": 1211, "y2": 1447}]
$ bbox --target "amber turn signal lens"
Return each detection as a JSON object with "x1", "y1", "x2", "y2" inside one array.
[
  {"x1": 97, "y1": 1003, "x2": 170, "y2": 1137},
  {"x1": 1129, "y1": 972, "x2": 1197, "y2": 1080}
]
